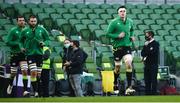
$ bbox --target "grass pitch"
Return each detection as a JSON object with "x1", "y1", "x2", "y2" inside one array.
[{"x1": 0, "y1": 95, "x2": 180, "y2": 102}]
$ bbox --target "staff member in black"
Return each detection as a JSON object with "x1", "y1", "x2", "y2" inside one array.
[{"x1": 141, "y1": 31, "x2": 159, "y2": 95}]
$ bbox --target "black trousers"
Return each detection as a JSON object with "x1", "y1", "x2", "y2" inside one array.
[
  {"x1": 41, "y1": 69, "x2": 50, "y2": 97},
  {"x1": 144, "y1": 64, "x2": 158, "y2": 95}
]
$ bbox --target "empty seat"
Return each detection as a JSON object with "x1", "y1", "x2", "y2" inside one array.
[
  {"x1": 160, "y1": 4, "x2": 172, "y2": 9},
  {"x1": 148, "y1": 4, "x2": 160, "y2": 9},
  {"x1": 81, "y1": 8, "x2": 93, "y2": 14},
  {"x1": 142, "y1": 8, "x2": 154, "y2": 14},
  {"x1": 51, "y1": 3, "x2": 63, "y2": 8},
  {"x1": 62, "y1": 13, "x2": 75, "y2": 20},
  {"x1": 88, "y1": 3, "x2": 99, "y2": 9},
  {"x1": 81, "y1": 19, "x2": 93, "y2": 25},
  {"x1": 150, "y1": 24, "x2": 162, "y2": 30},
  {"x1": 136, "y1": 4, "x2": 148, "y2": 9},
  {"x1": 162, "y1": 24, "x2": 175, "y2": 30},
  {"x1": 166, "y1": 9, "x2": 177, "y2": 14},
  {"x1": 69, "y1": 8, "x2": 81, "y2": 14},
  {"x1": 75, "y1": 13, "x2": 88, "y2": 20},
  {"x1": 56, "y1": 8, "x2": 69, "y2": 14},
  {"x1": 155, "y1": 19, "x2": 167, "y2": 25},
  {"x1": 149, "y1": 14, "x2": 162, "y2": 20},
  {"x1": 100, "y1": 13, "x2": 112, "y2": 20},
  {"x1": 63, "y1": 3, "x2": 75, "y2": 9},
  {"x1": 131, "y1": 8, "x2": 142, "y2": 14},
  {"x1": 167, "y1": 19, "x2": 178, "y2": 25},
  {"x1": 31, "y1": 8, "x2": 44, "y2": 15},
  {"x1": 154, "y1": 9, "x2": 166, "y2": 14},
  {"x1": 143, "y1": 19, "x2": 155, "y2": 25},
  {"x1": 94, "y1": 18, "x2": 106, "y2": 25},
  {"x1": 169, "y1": 29, "x2": 179, "y2": 36},
  {"x1": 93, "y1": 8, "x2": 106, "y2": 14},
  {"x1": 38, "y1": 3, "x2": 50, "y2": 8},
  {"x1": 106, "y1": 8, "x2": 116, "y2": 15},
  {"x1": 44, "y1": 8, "x2": 56, "y2": 14},
  {"x1": 161, "y1": 14, "x2": 174, "y2": 20},
  {"x1": 50, "y1": 13, "x2": 62, "y2": 21},
  {"x1": 137, "y1": 14, "x2": 149, "y2": 20},
  {"x1": 100, "y1": 4, "x2": 112, "y2": 9},
  {"x1": 25, "y1": 3, "x2": 37, "y2": 8},
  {"x1": 88, "y1": 13, "x2": 100, "y2": 20},
  {"x1": 75, "y1": 3, "x2": 88, "y2": 9}
]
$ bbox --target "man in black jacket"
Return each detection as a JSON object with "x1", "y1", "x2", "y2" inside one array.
[
  {"x1": 64, "y1": 40, "x2": 84, "y2": 97},
  {"x1": 141, "y1": 31, "x2": 159, "y2": 95}
]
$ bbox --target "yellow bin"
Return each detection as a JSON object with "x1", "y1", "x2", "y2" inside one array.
[{"x1": 101, "y1": 71, "x2": 114, "y2": 93}]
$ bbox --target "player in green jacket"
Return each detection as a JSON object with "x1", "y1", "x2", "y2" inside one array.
[
  {"x1": 107, "y1": 6, "x2": 135, "y2": 95},
  {"x1": 20, "y1": 15, "x2": 50, "y2": 97},
  {"x1": 6, "y1": 16, "x2": 30, "y2": 96}
]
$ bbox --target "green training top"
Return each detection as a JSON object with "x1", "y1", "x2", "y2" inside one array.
[
  {"x1": 107, "y1": 17, "x2": 134, "y2": 48},
  {"x1": 20, "y1": 25, "x2": 50, "y2": 56},
  {"x1": 6, "y1": 26, "x2": 26, "y2": 54}
]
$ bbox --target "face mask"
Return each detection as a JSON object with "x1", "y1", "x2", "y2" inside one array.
[
  {"x1": 64, "y1": 43, "x2": 70, "y2": 48},
  {"x1": 145, "y1": 36, "x2": 151, "y2": 41}
]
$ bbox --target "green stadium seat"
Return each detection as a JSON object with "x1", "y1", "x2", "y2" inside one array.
[
  {"x1": 51, "y1": 3, "x2": 63, "y2": 8},
  {"x1": 149, "y1": 14, "x2": 162, "y2": 20},
  {"x1": 150, "y1": 24, "x2": 162, "y2": 30},
  {"x1": 133, "y1": 19, "x2": 143, "y2": 25},
  {"x1": 63, "y1": 3, "x2": 75, "y2": 9},
  {"x1": 75, "y1": 13, "x2": 88, "y2": 20},
  {"x1": 167, "y1": 19, "x2": 178, "y2": 25},
  {"x1": 50, "y1": 13, "x2": 62, "y2": 22},
  {"x1": 161, "y1": 14, "x2": 174, "y2": 20},
  {"x1": 17, "y1": 7, "x2": 32, "y2": 20},
  {"x1": 100, "y1": 13, "x2": 112, "y2": 20},
  {"x1": 174, "y1": 14, "x2": 180, "y2": 20},
  {"x1": 79, "y1": 40, "x2": 90, "y2": 47},
  {"x1": 100, "y1": 24, "x2": 108, "y2": 31},
  {"x1": 3, "y1": 24, "x2": 15, "y2": 32},
  {"x1": 37, "y1": 13, "x2": 53, "y2": 30},
  {"x1": 143, "y1": 19, "x2": 155, "y2": 25},
  {"x1": 99, "y1": 34, "x2": 111, "y2": 45},
  {"x1": 81, "y1": 19, "x2": 93, "y2": 25},
  {"x1": 154, "y1": 35, "x2": 163, "y2": 41},
  {"x1": 169, "y1": 29, "x2": 179, "y2": 36},
  {"x1": 93, "y1": 8, "x2": 106, "y2": 14},
  {"x1": 56, "y1": 18, "x2": 71, "y2": 36},
  {"x1": 100, "y1": 4, "x2": 112, "y2": 9},
  {"x1": 62, "y1": 13, "x2": 75, "y2": 20},
  {"x1": 93, "y1": 19, "x2": 106, "y2": 25},
  {"x1": 166, "y1": 9, "x2": 177, "y2": 14},
  {"x1": 13, "y1": 3, "x2": 25, "y2": 10},
  {"x1": 56, "y1": 8, "x2": 69, "y2": 14},
  {"x1": 148, "y1": 4, "x2": 160, "y2": 9},
  {"x1": 0, "y1": 19, "x2": 11, "y2": 26},
  {"x1": 88, "y1": 13, "x2": 100, "y2": 20},
  {"x1": 125, "y1": 3, "x2": 136, "y2": 9},
  {"x1": 88, "y1": 3, "x2": 99, "y2": 9},
  {"x1": 172, "y1": 4, "x2": 180, "y2": 9},
  {"x1": 75, "y1": 3, "x2": 88, "y2": 9},
  {"x1": 165, "y1": 46, "x2": 177, "y2": 54},
  {"x1": 170, "y1": 40, "x2": 180, "y2": 47},
  {"x1": 112, "y1": 4, "x2": 121, "y2": 10},
  {"x1": 156, "y1": 29, "x2": 169, "y2": 36},
  {"x1": 163, "y1": 35, "x2": 176, "y2": 42},
  {"x1": 94, "y1": 29, "x2": 106, "y2": 39},
  {"x1": 175, "y1": 24, "x2": 180, "y2": 30},
  {"x1": 81, "y1": 8, "x2": 93, "y2": 14},
  {"x1": 134, "y1": 30, "x2": 144, "y2": 36},
  {"x1": 127, "y1": 14, "x2": 137, "y2": 19},
  {"x1": 0, "y1": 30, "x2": 7, "y2": 37},
  {"x1": 70, "y1": 35, "x2": 80, "y2": 41},
  {"x1": 88, "y1": 24, "x2": 100, "y2": 33},
  {"x1": 163, "y1": 24, "x2": 175, "y2": 30},
  {"x1": 160, "y1": 4, "x2": 172, "y2": 9},
  {"x1": 155, "y1": 19, "x2": 167, "y2": 25},
  {"x1": 176, "y1": 35, "x2": 180, "y2": 41},
  {"x1": 0, "y1": 3, "x2": 11, "y2": 11},
  {"x1": 82, "y1": 46, "x2": 93, "y2": 56},
  {"x1": 38, "y1": 3, "x2": 50, "y2": 8},
  {"x1": 137, "y1": 24, "x2": 150, "y2": 31},
  {"x1": 138, "y1": 35, "x2": 145, "y2": 41},
  {"x1": 74, "y1": 24, "x2": 91, "y2": 41},
  {"x1": 44, "y1": 8, "x2": 56, "y2": 14},
  {"x1": 69, "y1": 18, "x2": 81, "y2": 26},
  {"x1": 25, "y1": 3, "x2": 37, "y2": 8},
  {"x1": 154, "y1": 9, "x2": 166, "y2": 14},
  {"x1": 159, "y1": 40, "x2": 170, "y2": 47},
  {"x1": 142, "y1": 8, "x2": 154, "y2": 14},
  {"x1": 101, "y1": 56, "x2": 114, "y2": 71},
  {"x1": 1, "y1": 3, "x2": 15, "y2": 18},
  {"x1": 131, "y1": 8, "x2": 142, "y2": 14},
  {"x1": 136, "y1": 4, "x2": 148, "y2": 9},
  {"x1": 137, "y1": 14, "x2": 149, "y2": 20},
  {"x1": 106, "y1": 8, "x2": 116, "y2": 15},
  {"x1": 31, "y1": 8, "x2": 44, "y2": 15},
  {"x1": 172, "y1": 51, "x2": 180, "y2": 61},
  {"x1": 69, "y1": 8, "x2": 81, "y2": 14}
]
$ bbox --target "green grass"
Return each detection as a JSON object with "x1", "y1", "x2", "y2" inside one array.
[{"x1": 0, "y1": 96, "x2": 180, "y2": 102}]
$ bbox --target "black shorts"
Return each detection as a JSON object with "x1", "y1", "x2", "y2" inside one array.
[
  {"x1": 113, "y1": 46, "x2": 132, "y2": 61},
  {"x1": 10, "y1": 53, "x2": 26, "y2": 67},
  {"x1": 27, "y1": 55, "x2": 43, "y2": 67}
]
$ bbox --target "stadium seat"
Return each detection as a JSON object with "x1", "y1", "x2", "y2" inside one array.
[
  {"x1": 62, "y1": 13, "x2": 75, "y2": 20},
  {"x1": 127, "y1": 14, "x2": 137, "y2": 19},
  {"x1": 131, "y1": 8, "x2": 142, "y2": 14},
  {"x1": 25, "y1": 3, "x2": 37, "y2": 8},
  {"x1": 31, "y1": 8, "x2": 44, "y2": 15},
  {"x1": 99, "y1": 34, "x2": 111, "y2": 45},
  {"x1": 148, "y1": 4, "x2": 160, "y2": 9},
  {"x1": 154, "y1": 35, "x2": 163, "y2": 41},
  {"x1": 167, "y1": 19, "x2": 178, "y2": 25},
  {"x1": 100, "y1": 4, "x2": 112, "y2": 9},
  {"x1": 163, "y1": 35, "x2": 176, "y2": 42},
  {"x1": 112, "y1": 4, "x2": 121, "y2": 10},
  {"x1": 125, "y1": 3, "x2": 136, "y2": 9},
  {"x1": 149, "y1": 14, "x2": 162, "y2": 20},
  {"x1": 170, "y1": 40, "x2": 180, "y2": 47},
  {"x1": 100, "y1": 13, "x2": 112, "y2": 20},
  {"x1": 69, "y1": 18, "x2": 81, "y2": 26},
  {"x1": 155, "y1": 19, "x2": 167, "y2": 25},
  {"x1": 50, "y1": 13, "x2": 62, "y2": 22},
  {"x1": 79, "y1": 40, "x2": 90, "y2": 47},
  {"x1": 156, "y1": 29, "x2": 169, "y2": 36},
  {"x1": 101, "y1": 56, "x2": 114, "y2": 71},
  {"x1": 106, "y1": 8, "x2": 116, "y2": 15},
  {"x1": 174, "y1": 14, "x2": 180, "y2": 20},
  {"x1": 37, "y1": 13, "x2": 53, "y2": 31},
  {"x1": 56, "y1": 8, "x2": 69, "y2": 14},
  {"x1": 69, "y1": 8, "x2": 81, "y2": 14},
  {"x1": 142, "y1": 8, "x2": 154, "y2": 14},
  {"x1": 166, "y1": 9, "x2": 177, "y2": 14},
  {"x1": 51, "y1": 3, "x2": 63, "y2": 8},
  {"x1": 17, "y1": 7, "x2": 32, "y2": 21},
  {"x1": 81, "y1": 19, "x2": 93, "y2": 25},
  {"x1": 88, "y1": 3, "x2": 99, "y2": 9},
  {"x1": 56, "y1": 18, "x2": 71, "y2": 36},
  {"x1": 1, "y1": 3, "x2": 15, "y2": 18},
  {"x1": 137, "y1": 24, "x2": 150, "y2": 31},
  {"x1": 175, "y1": 24, "x2": 180, "y2": 30},
  {"x1": 63, "y1": 3, "x2": 75, "y2": 9},
  {"x1": 154, "y1": 8, "x2": 166, "y2": 14},
  {"x1": 94, "y1": 29, "x2": 106, "y2": 40},
  {"x1": 136, "y1": 4, "x2": 148, "y2": 9},
  {"x1": 137, "y1": 14, "x2": 149, "y2": 20},
  {"x1": 0, "y1": 19, "x2": 11, "y2": 26},
  {"x1": 75, "y1": 13, "x2": 88, "y2": 20},
  {"x1": 161, "y1": 14, "x2": 174, "y2": 20},
  {"x1": 81, "y1": 8, "x2": 93, "y2": 14},
  {"x1": 169, "y1": 29, "x2": 179, "y2": 36},
  {"x1": 0, "y1": 3, "x2": 11, "y2": 11},
  {"x1": 74, "y1": 24, "x2": 91, "y2": 41},
  {"x1": 100, "y1": 24, "x2": 108, "y2": 31},
  {"x1": 44, "y1": 8, "x2": 56, "y2": 14},
  {"x1": 38, "y1": 3, "x2": 50, "y2": 8},
  {"x1": 162, "y1": 24, "x2": 175, "y2": 30},
  {"x1": 82, "y1": 46, "x2": 94, "y2": 56},
  {"x1": 172, "y1": 4, "x2": 180, "y2": 9},
  {"x1": 176, "y1": 35, "x2": 180, "y2": 41},
  {"x1": 150, "y1": 24, "x2": 162, "y2": 30},
  {"x1": 133, "y1": 19, "x2": 143, "y2": 25},
  {"x1": 3, "y1": 24, "x2": 15, "y2": 32},
  {"x1": 75, "y1": 3, "x2": 88, "y2": 9},
  {"x1": 13, "y1": 3, "x2": 25, "y2": 10},
  {"x1": 0, "y1": 30, "x2": 7, "y2": 37},
  {"x1": 160, "y1": 4, "x2": 172, "y2": 9},
  {"x1": 143, "y1": 19, "x2": 155, "y2": 25},
  {"x1": 93, "y1": 8, "x2": 106, "y2": 14},
  {"x1": 88, "y1": 24, "x2": 100, "y2": 33}
]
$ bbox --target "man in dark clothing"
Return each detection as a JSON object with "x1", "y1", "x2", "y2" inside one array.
[
  {"x1": 62, "y1": 39, "x2": 75, "y2": 96},
  {"x1": 64, "y1": 40, "x2": 84, "y2": 97},
  {"x1": 141, "y1": 31, "x2": 159, "y2": 95}
]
